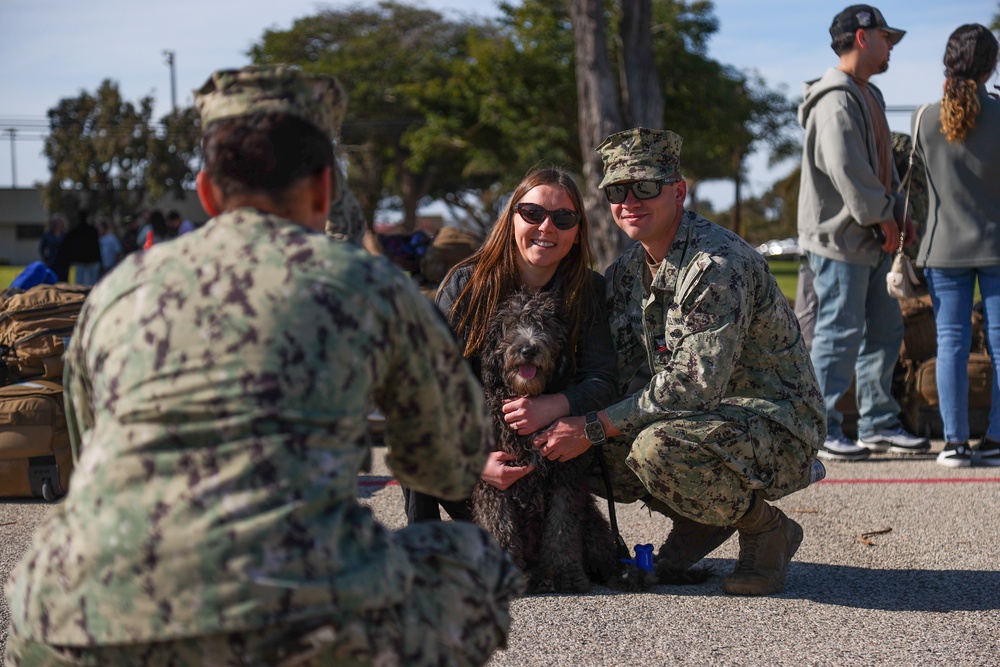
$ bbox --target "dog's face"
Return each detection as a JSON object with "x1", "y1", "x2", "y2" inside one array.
[{"x1": 492, "y1": 290, "x2": 568, "y2": 397}]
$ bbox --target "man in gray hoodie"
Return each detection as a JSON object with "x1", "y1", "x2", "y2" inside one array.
[{"x1": 797, "y1": 5, "x2": 929, "y2": 462}]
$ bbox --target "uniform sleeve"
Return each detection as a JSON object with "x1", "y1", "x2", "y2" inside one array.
[
  {"x1": 374, "y1": 273, "x2": 489, "y2": 501},
  {"x1": 604, "y1": 254, "x2": 753, "y2": 435},
  {"x1": 62, "y1": 297, "x2": 95, "y2": 462},
  {"x1": 814, "y1": 93, "x2": 896, "y2": 227},
  {"x1": 560, "y1": 273, "x2": 619, "y2": 415}
]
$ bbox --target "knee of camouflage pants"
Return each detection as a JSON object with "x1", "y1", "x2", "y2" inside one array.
[
  {"x1": 391, "y1": 520, "x2": 526, "y2": 666},
  {"x1": 625, "y1": 409, "x2": 814, "y2": 527}
]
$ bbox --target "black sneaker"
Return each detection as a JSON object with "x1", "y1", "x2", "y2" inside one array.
[
  {"x1": 936, "y1": 442, "x2": 973, "y2": 468},
  {"x1": 975, "y1": 437, "x2": 1000, "y2": 467}
]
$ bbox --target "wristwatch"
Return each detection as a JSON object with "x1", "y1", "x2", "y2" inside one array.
[{"x1": 584, "y1": 411, "x2": 607, "y2": 448}]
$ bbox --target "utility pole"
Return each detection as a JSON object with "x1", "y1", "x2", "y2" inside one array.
[
  {"x1": 4, "y1": 128, "x2": 15, "y2": 187},
  {"x1": 163, "y1": 49, "x2": 177, "y2": 112}
]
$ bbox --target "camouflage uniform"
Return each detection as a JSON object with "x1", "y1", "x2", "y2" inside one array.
[
  {"x1": 325, "y1": 163, "x2": 367, "y2": 245},
  {"x1": 4, "y1": 65, "x2": 523, "y2": 667},
  {"x1": 595, "y1": 128, "x2": 826, "y2": 527}
]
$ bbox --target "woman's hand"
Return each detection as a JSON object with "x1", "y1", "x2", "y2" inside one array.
[
  {"x1": 502, "y1": 393, "x2": 570, "y2": 435},
  {"x1": 481, "y1": 450, "x2": 534, "y2": 490}
]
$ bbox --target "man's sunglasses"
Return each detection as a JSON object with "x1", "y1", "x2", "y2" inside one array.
[
  {"x1": 514, "y1": 202, "x2": 581, "y2": 230},
  {"x1": 604, "y1": 178, "x2": 682, "y2": 205}
]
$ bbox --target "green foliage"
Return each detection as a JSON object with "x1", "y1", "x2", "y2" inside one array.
[
  {"x1": 726, "y1": 167, "x2": 800, "y2": 246},
  {"x1": 245, "y1": 0, "x2": 796, "y2": 234},
  {"x1": 41, "y1": 80, "x2": 199, "y2": 222},
  {"x1": 249, "y1": 1, "x2": 491, "y2": 229}
]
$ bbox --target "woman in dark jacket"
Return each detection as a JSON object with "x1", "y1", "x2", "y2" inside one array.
[{"x1": 402, "y1": 167, "x2": 619, "y2": 523}]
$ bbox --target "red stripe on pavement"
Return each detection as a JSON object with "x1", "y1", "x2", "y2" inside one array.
[
  {"x1": 817, "y1": 477, "x2": 1000, "y2": 484},
  {"x1": 359, "y1": 477, "x2": 1000, "y2": 488},
  {"x1": 359, "y1": 478, "x2": 399, "y2": 487}
]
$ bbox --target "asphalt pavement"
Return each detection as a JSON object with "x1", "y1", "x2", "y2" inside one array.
[{"x1": 3, "y1": 442, "x2": 999, "y2": 666}]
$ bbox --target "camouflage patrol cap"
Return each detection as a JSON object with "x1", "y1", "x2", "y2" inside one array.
[
  {"x1": 596, "y1": 127, "x2": 683, "y2": 189},
  {"x1": 194, "y1": 65, "x2": 347, "y2": 139}
]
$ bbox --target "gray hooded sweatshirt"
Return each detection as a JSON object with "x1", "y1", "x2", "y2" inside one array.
[{"x1": 797, "y1": 67, "x2": 902, "y2": 267}]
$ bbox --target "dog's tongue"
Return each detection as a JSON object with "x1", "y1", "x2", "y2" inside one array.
[{"x1": 519, "y1": 364, "x2": 537, "y2": 380}]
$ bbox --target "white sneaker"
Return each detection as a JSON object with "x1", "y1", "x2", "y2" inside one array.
[
  {"x1": 858, "y1": 427, "x2": 930, "y2": 454},
  {"x1": 936, "y1": 443, "x2": 973, "y2": 468},
  {"x1": 817, "y1": 435, "x2": 871, "y2": 462}
]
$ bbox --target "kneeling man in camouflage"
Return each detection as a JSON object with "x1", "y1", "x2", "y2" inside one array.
[{"x1": 534, "y1": 127, "x2": 825, "y2": 595}]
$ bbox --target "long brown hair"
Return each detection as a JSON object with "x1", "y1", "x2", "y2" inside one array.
[
  {"x1": 443, "y1": 167, "x2": 597, "y2": 363},
  {"x1": 940, "y1": 24, "x2": 999, "y2": 143}
]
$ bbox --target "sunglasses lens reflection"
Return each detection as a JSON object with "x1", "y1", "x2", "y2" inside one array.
[
  {"x1": 634, "y1": 181, "x2": 661, "y2": 198},
  {"x1": 605, "y1": 181, "x2": 665, "y2": 204},
  {"x1": 516, "y1": 203, "x2": 579, "y2": 230}
]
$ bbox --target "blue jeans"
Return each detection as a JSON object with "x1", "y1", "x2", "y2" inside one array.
[
  {"x1": 924, "y1": 267, "x2": 1000, "y2": 443},
  {"x1": 807, "y1": 252, "x2": 903, "y2": 439},
  {"x1": 73, "y1": 261, "x2": 101, "y2": 286}
]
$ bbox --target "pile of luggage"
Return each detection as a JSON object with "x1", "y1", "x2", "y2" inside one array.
[
  {"x1": 895, "y1": 294, "x2": 992, "y2": 439},
  {"x1": 0, "y1": 282, "x2": 90, "y2": 501}
]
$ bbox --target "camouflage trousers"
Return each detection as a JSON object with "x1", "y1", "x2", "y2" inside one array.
[
  {"x1": 585, "y1": 406, "x2": 817, "y2": 526},
  {"x1": 4, "y1": 522, "x2": 525, "y2": 667}
]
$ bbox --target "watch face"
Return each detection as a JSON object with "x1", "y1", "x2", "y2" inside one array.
[{"x1": 585, "y1": 417, "x2": 605, "y2": 443}]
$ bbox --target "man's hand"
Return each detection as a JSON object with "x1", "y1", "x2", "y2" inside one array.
[
  {"x1": 480, "y1": 450, "x2": 534, "y2": 490},
  {"x1": 531, "y1": 416, "x2": 592, "y2": 462},
  {"x1": 878, "y1": 219, "x2": 900, "y2": 253}
]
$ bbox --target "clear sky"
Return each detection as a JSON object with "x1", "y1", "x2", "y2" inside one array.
[{"x1": 0, "y1": 0, "x2": 997, "y2": 211}]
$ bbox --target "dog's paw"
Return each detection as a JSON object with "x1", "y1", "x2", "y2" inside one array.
[
  {"x1": 607, "y1": 563, "x2": 657, "y2": 592},
  {"x1": 655, "y1": 564, "x2": 714, "y2": 586},
  {"x1": 525, "y1": 572, "x2": 556, "y2": 595},
  {"x1": 552, "y1": 569, "x2": 592, "y2": 594}
]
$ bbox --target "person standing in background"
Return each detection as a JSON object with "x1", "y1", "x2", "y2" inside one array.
[
  {"x1": 913, "y1": 24, "x2": 1000, "y2": 467},
  {"x1": 97, "y1": 217, "x2": 123, "y2": 276},
  {"x1": 797, "y1": 5, "x2": 928, "y2": 463},
  {"x1": 59, "y1": 211, "x2": 102, "y2": 285},
  {"x1": 38, "y1": 214, "x2": 67, "y2": 278}
]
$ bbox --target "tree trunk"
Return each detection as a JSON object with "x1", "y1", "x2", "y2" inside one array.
[
  {"x1": 619, "y1": 0, "x2": 663, "y2": 129},
  {"x1": 731, "y1": 149, "x2": 743, "y2": 238},
  {"x1": 568, "y1": 0, "x2": 629, "y2": 271}
]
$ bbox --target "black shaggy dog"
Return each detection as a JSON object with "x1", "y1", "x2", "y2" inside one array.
[{"x1": 472, "y1": 290, "x2": 655, "y2": 594}]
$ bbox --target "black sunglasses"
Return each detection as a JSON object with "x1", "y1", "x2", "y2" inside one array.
[
  {"x1": 604, "y1": 178, "x2": 682, "y2": 205},
  {"x1": 514, "y1": 202, "x2": 581, "y2": 230}
]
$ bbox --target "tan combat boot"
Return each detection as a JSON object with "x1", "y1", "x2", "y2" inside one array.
[
  {"x1": 722, "y1": 494, "x2": 803, "y2": 595},
  {"x1": 644, "y1": 496, "x2": 736, "y2": 583}
]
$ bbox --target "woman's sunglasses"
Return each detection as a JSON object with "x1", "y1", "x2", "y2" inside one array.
[
  {"x1": 604, "y1": 178, "x2": 682, "y2": 205},
  {"x1": 514, "y1": 202, "x2": 581, "y2": 230}
]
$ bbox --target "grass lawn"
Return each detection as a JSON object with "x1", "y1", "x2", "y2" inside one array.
[
  {"x1": 0, "y1": 266, "x2": 26, "y2": 291},
  {"x1": 768, "y1": 259, "x2": 801, "y2": 302}
]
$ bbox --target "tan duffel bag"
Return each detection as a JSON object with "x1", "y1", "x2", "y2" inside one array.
[
  {"x1": 911, "y1": 353, "x2": 993, "y2": 409},
  {"x1": 0, "y1": 380, "x2": 73, "y2": 500}
]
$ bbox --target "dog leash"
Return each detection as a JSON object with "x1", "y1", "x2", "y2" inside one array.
[{"x1": 594, "y1": 447, "x2": 635, "y2": 562}]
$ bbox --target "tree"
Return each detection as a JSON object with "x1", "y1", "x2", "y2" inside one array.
[
  {"x1": 249, "y1": 1, "x2": 493, "y2": 232},
  {"x1": 41, "y1": 80, "x2": 199, "y2": 223},
  {"x1": 992, "y1": 3, "x2": 999, "y2": 31},
  {"x1": 401, "y1": 0, "x2": 583, "y2": 235},
  {"x1": 567, "y1": 0, "x2": 797, "y2": 265}
]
